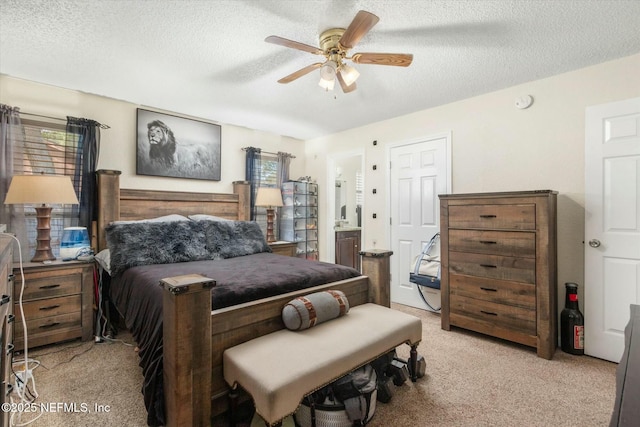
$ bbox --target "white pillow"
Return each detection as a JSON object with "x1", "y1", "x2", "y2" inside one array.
[
  {"x1": 188, "y1": 214, "x2": 231, "y2": 222},
  {"x1": 95, "y1": 249, "x2": 111, "y2": 275},
  {"x1": 111, "y1": 214, "x2": 189, "y2": 225}
]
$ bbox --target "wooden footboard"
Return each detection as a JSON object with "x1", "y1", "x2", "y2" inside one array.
[{"x1": 161, "y1": 251, "x2": 392, "y2": 427}]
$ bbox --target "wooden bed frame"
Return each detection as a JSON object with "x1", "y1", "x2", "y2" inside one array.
[{"x1": 95, "y1": 170, "x2": 393, "y2": 426}]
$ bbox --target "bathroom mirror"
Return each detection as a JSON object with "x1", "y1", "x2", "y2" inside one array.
[{"x1": 334, "y1": 156, "x2": 362, "y2": 228}]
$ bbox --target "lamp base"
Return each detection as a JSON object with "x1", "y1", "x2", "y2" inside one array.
[
  {"x1": 32, "y1": 206, "x2": 56, "y2": 262},
  {"x1": 266, "y1": 208, "x2": 276, "y2": 244}
]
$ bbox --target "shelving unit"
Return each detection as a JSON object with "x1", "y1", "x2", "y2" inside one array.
[{"x1": 280, "y1": 181, "x2": 319, "y2": 260}]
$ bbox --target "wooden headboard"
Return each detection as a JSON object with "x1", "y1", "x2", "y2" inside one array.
[{"x1": 95, "y1": 170, "x2": 251, "y2": 252}]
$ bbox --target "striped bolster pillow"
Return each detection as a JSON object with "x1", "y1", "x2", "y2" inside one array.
[{"x1": 282, "y1": 290, "x2": 350, "y2": 331}]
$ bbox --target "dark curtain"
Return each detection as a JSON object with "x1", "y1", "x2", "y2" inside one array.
[
  {"x1": 276, "y1": 151, "x2": 292, "y2": 187},
  {"x1": 65, "y1": 117, "x2": 101, "y2": 229},
  {"x1": 245, "y1": 147, "x2": 261, "y2": 220}
]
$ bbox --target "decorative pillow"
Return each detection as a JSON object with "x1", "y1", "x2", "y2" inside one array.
[
  {"x1": 188, "y1": 214, "x2": 231, "y2": 222},
  {"x1": 112, "y1": 214, "x2": 189, "y2": 225},
  {"x1": 203, "y1": 220, "x2": 271, "y2": 259},
  {"x1": 105, "y1": 220, "x2": 212, "y2": 276},
  {"x1": 282, "y1": 290, "x2": 350, "y2": 331}
]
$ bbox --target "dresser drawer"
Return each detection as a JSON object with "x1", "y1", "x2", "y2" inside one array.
[
  {"x1": 450, "y1": 294, "x2": 536, "y2": 335},
  {"x1": 450, "y1": 274, "x2": 535, "y2": 309},
  {"x1": 449, "y1": 230, "x2": 535, "y2": 257},
  {"x1": 448, "y1": 204, "x2": 535, "y2": 230},
  {"x1": 15, "y1": 271, "x2": 82, "y2": 301},
  {"x1": 16, "y1": 295, "x2": 81, "y2": 321},
  {"x1": 449, "y1": 251, "x2": 535, "y2": 284}
]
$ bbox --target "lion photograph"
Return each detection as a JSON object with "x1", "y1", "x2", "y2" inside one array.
[{"x1": 136, "y1": 109, "x2": 221, "y2": 180}]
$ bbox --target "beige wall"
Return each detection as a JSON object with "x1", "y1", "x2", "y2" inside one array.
[
  {"x1": 2, "y1": 53, "x2": 639, "y2": 306},
  {"x1": 0, "y1": 76, "x2": 306, "y2": 194},
  {"x1": 306, "y1": 53, "x2": 640, "y2": 304}
]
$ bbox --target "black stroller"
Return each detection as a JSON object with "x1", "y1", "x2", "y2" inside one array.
[{"x1": 409, "y1": 233, "x2": 441, "y2": 311}]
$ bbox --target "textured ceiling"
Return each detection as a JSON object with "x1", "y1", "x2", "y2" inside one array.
[{"x1": 1, "y1": 0, "x2": 639, "y2": 140}]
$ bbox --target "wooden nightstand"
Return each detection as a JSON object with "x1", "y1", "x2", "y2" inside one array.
[
  {"x1": 13, "y1": 260, "x2": 94, "y2": 350},
  {"x1": 268, "y1": 241, "x2": 297, "y2": 257}
]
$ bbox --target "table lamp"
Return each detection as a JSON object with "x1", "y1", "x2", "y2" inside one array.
[
  {"x1": 255, "y1": 187, "x2": 283, "y2": 243},
  {"x1": 4, "y1": 174, "x2": 79, "y2": 262}
]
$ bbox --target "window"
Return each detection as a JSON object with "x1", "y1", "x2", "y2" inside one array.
[
  {"x1": 13, "y1": 119, "x2": 80, "y2": 257},
  {"x1": 252, "y1": 154, "x2": 279, "y2": 237}
]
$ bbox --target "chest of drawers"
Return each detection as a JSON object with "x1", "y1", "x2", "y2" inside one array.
[
  {"x1": 439, "y1": 191, "x2": 557, "y2": 359},
  {"x1": 13, "y1": 261, "x2": 94, "y2": 349}
]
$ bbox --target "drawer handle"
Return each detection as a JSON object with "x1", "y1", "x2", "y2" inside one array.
[
  {"x1": 480, "y1": 310, "x2": 498, "y2": 316},
  {"x1": 479, "y1": 215, "x2": 497, "y2": 218},
  {"x1": 39, "y1": 322, "x2": 60, "y2": 329},
  {"x1": 39, "y1": 284, "x2": 61, "y2": 290},
  {"x1": 479, "y1": 240, "x2": 497, "y2": 245},
  {"x1": 8, "y1": 274, "x2": 14, "y2": 283},
  {"x1": 480, "y1": 264, "x2": 497, "y2": 269},
  {"x1": 480, "y1": 287, "x2": 498, "y2": 292},
  {"x1": 39, "y1": 305, "x2": 60, "y2": 311},
  {"x1": 7, "y1": 314, "x2": 14, "y2": 323},
  {"x1": 5, "y1": 383, "x2": 13, "y2": 396},
  {"x1": 6, "y1": 343, "x2": 13, "y2": 355},
  {"x1": 0, "y1": 295, "x2": 9, "y2": 306}
]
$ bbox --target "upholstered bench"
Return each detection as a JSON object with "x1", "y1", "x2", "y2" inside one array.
[{"x1": 223, "y1": 303, "x2": 423, "y2": 426}]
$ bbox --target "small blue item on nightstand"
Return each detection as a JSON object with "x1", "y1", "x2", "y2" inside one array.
[{"x1": 60, "y1": 226, "x2": 90, "y2": 260}]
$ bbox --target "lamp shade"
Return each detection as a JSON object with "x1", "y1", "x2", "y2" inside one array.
[
  {"x1": 255, "y1": 187, "x2": 283, "y2": 208},
  {"x1": 4, "y1": 175, "x2": 79, "y2": 205}
]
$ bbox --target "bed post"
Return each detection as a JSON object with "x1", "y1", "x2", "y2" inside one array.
[
  {"x1": 96, "y1": 169, "x2": 121, "y2": 251},
  {"x1": 160, "y1": 274, "x2": 216, "y2": 427},
  {"x1": 233, "y1": 181, "x2": 250, "y2": 221},
  {"x1": 360, "y1": 249, "x2": 393, "y2": 307}
]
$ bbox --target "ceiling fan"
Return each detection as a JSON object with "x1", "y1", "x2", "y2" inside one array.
[{"x1": 265, "y1": 10, "x2": 413, "y2": 93}]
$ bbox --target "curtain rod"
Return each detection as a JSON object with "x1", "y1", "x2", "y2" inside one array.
[
  {"x1": 20, "y1": 111, "x2": 110, "y2": 129},
  {"x1": 241, "y1": 147, "x2": 295, "y2": 158}
]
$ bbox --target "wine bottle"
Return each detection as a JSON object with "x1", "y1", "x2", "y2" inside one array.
[{"x1": 560, "y1": 282, "x2": 584, "y2": 355}]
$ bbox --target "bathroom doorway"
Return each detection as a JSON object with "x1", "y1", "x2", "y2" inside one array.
[{"x1": 327, "y1": 150, "x2": 364, "y2": 269}]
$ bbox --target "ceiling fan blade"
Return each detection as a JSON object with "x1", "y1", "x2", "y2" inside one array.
[
  {"x1": 336, "y1": 72, "x2": 357, "y2": 93},
  {"x1": 265, "y1": 35, "x2": 323, "y2": 55},
  {"x1": 339, "y1": 10, "x2": 379, "y2": 49},
  {"x1": 277, "y1": 63, "x2": 323, "y2": 84},
  {"x1": 351, "y1": 53, "x2": 413, "y2": 67}
]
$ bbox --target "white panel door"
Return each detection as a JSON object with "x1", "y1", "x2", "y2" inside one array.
[
  {"x1": 389, "y1": 136, "x2": 450, "y2": 310},
  {"x1": 585, "y1": 97, "x2": 640, "y2": 362}
]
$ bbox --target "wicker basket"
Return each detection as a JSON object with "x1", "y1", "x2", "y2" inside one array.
[{"x1": 294, "y1": 390, "x2": 377, "y2": 427}]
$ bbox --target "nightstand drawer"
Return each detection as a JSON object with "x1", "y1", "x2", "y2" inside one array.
[
  {"x1": 15, "y1": 271, "x2": 82, "y2": 300},
  {"x1": 16, "y1": 295, "x2": 81, "y2": 321},
  {"x1": 15, "y1": 312, "x2": 82, "y2": 340},
  {"x1": 449, "y1": 251, "x2": 535, "y2": 284},
  {"x1": 448, "y1": 204, "x2": 535, "y2": 230},
  {"x1": 448, "y1": 230, "x2": 535, "y2": 257}
]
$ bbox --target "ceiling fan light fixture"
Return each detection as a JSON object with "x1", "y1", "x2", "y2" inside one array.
[
  {"x1": 318, "y1": 75, "x2": 335, "y2": 91},
  {"x1": 320, "y1": 61, "x2": 337, "y2": 80},
  {"x1": 319, "y1": 61, "x2": 337, "y2": 91},
  {"x1": 340, "y1": 63, "x2": 360, "y2": 87}
]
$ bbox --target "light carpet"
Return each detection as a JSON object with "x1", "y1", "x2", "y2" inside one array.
[{"x1": 11, "y1": 303, "x2": 616, "y2": 426}]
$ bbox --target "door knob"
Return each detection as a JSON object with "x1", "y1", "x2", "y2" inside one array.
[{"x1": 588, "y1": 239, "x2": 601, "y2": 248}]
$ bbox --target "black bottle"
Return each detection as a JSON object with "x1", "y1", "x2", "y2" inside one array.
[{"x1": 560, "y1": 282, "x2": 584, "y2": 355}]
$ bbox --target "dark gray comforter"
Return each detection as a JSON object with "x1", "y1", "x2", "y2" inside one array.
[{"x1": 109, "y1": 252, "x2": 361, "y2": 426}]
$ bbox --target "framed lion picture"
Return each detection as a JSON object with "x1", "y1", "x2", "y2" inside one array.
[{"x1": 136, "y1": 108, "x2": 221, "y2": 180}]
